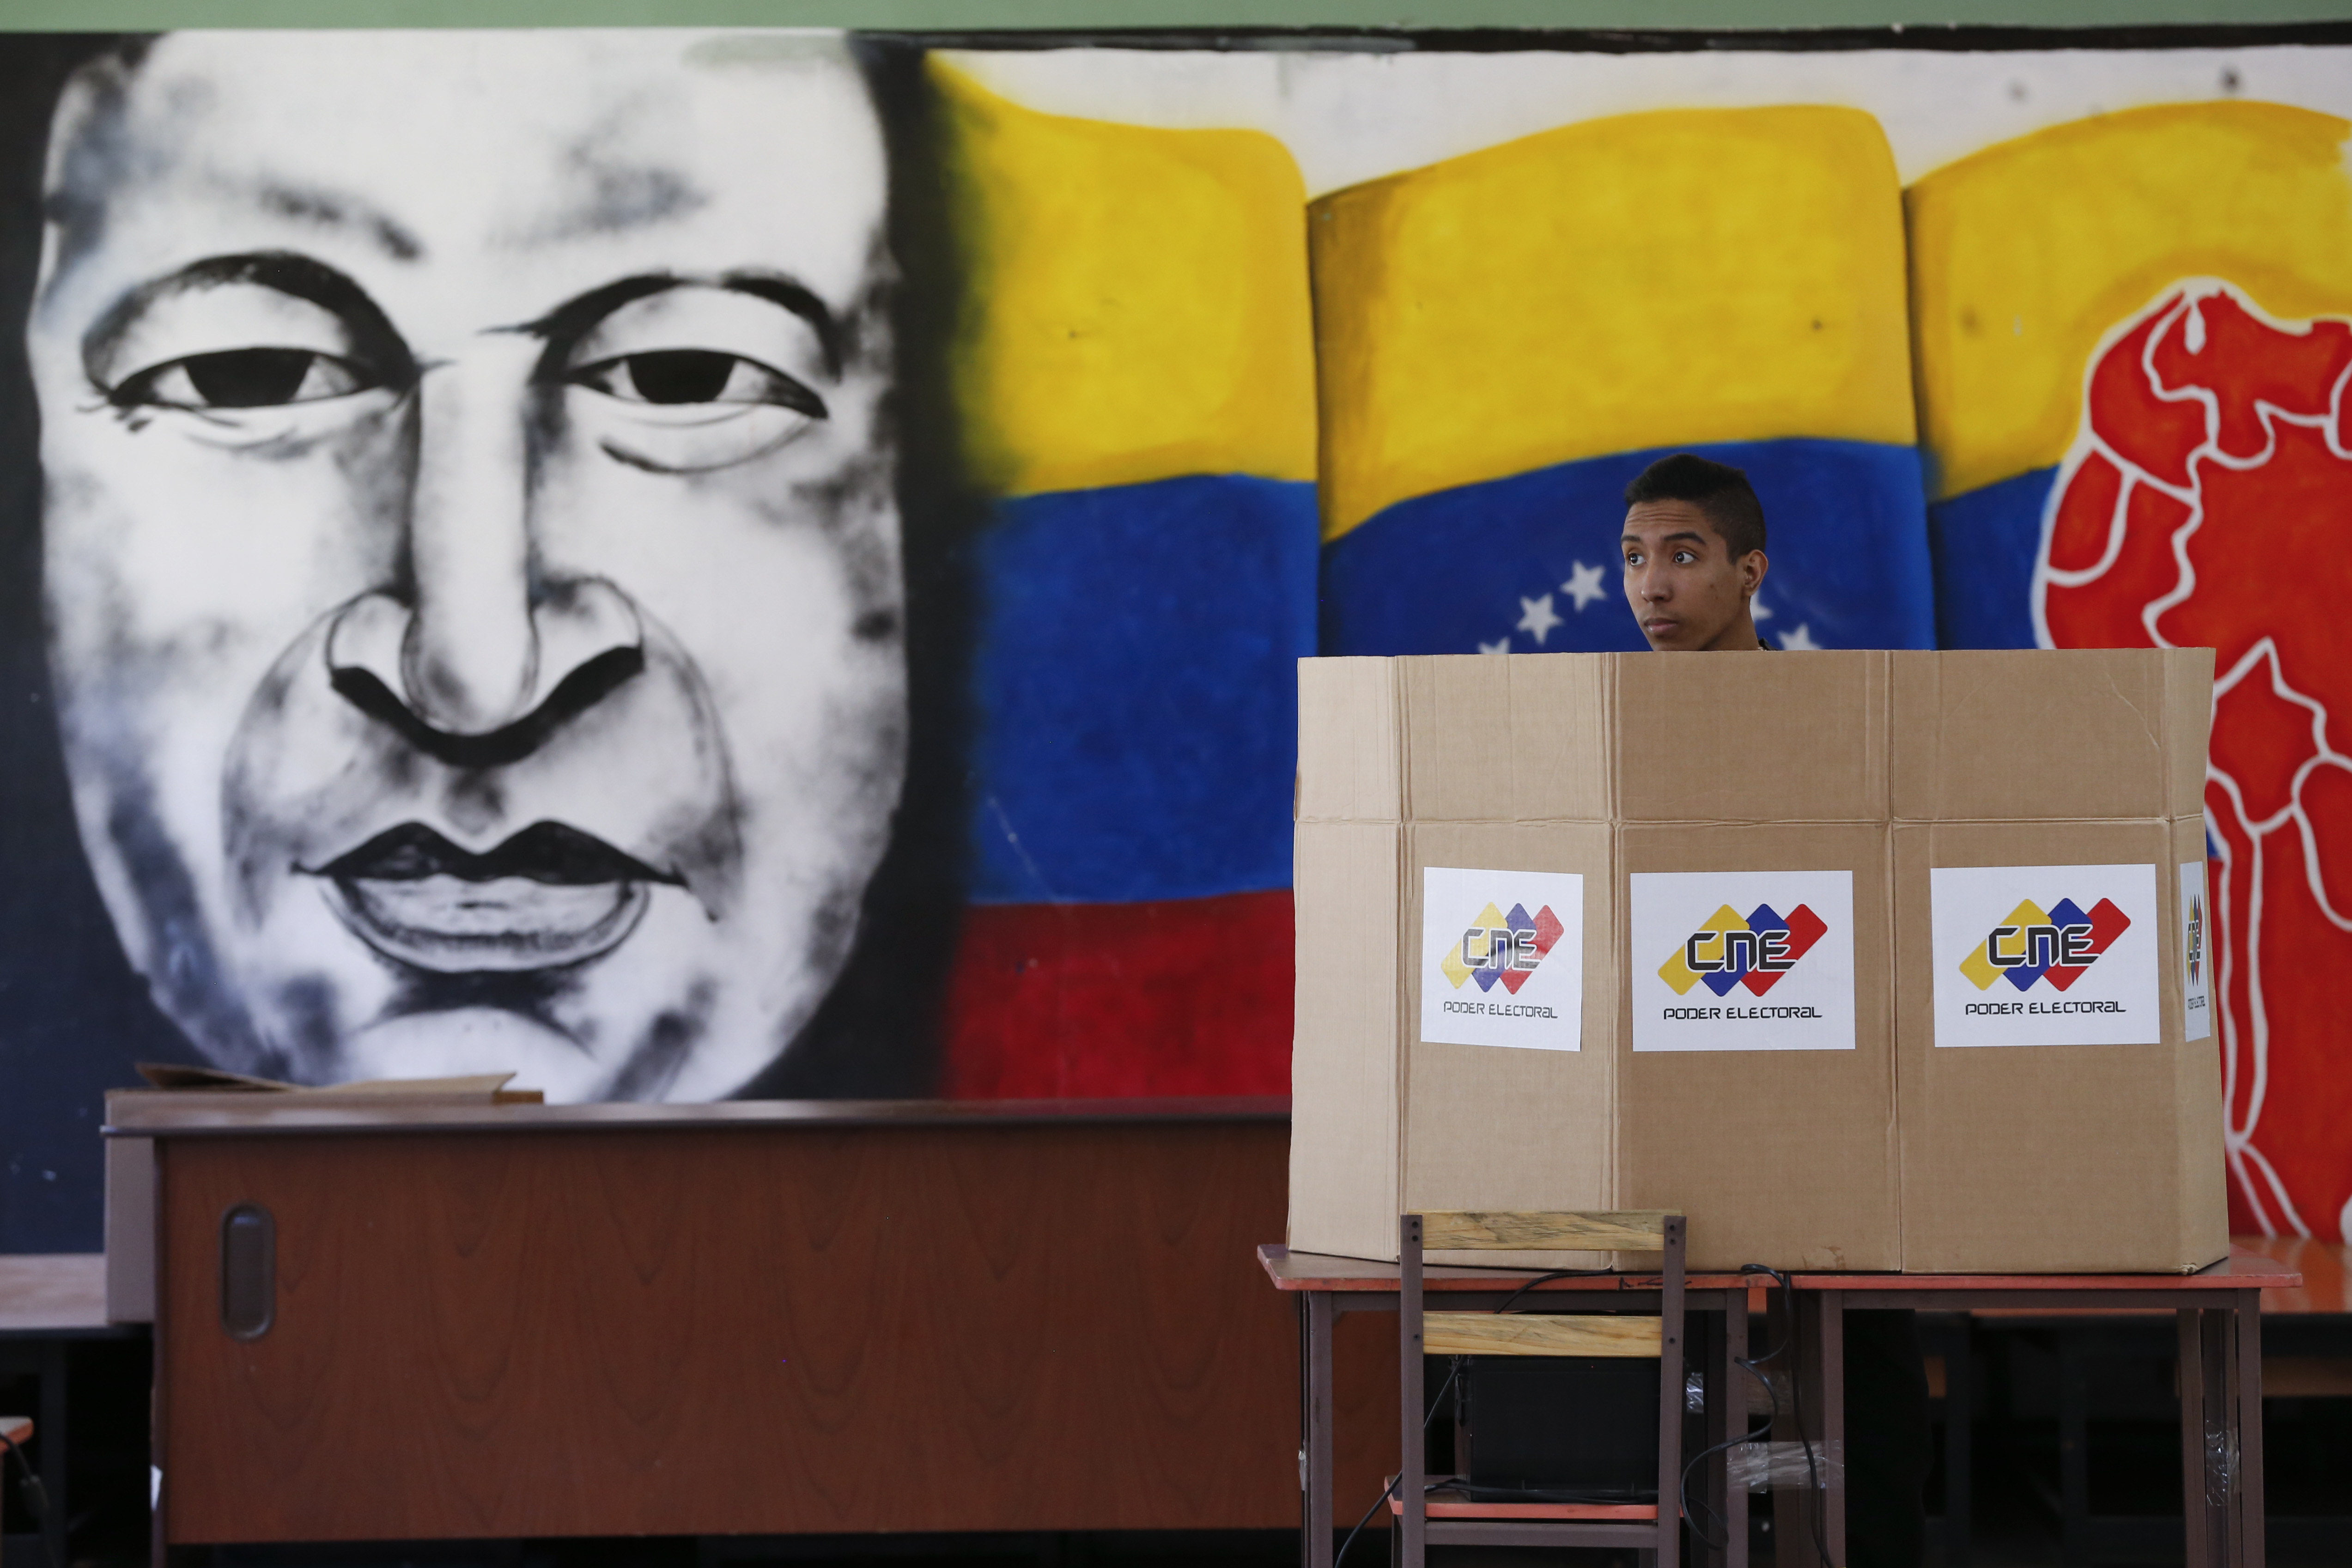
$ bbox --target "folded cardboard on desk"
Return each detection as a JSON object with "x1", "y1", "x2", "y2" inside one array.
[{"x1": 1288, "y1": 648, "x2": 2228, "y2": 1275}]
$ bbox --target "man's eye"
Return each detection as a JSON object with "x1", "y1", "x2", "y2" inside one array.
[
  {"x1": 571, "y1": 351, "x2": 827, "y2": 419},
  {"x1": 114, "y1": 348, "x2": 373, "y2": 410}
]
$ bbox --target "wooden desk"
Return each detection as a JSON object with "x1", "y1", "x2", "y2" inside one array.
[
  {"x1": 114, "y1": 1097, "x2": 1392, "y2": 1549},
  {"x1": 1784, "y1": 1252, "x2": 2300, "y2": 1568}
]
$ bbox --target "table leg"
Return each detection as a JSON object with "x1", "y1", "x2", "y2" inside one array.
[
  {"x1": 1815, "y1": 1291, "x2": 1845, "y2": 1568},
  {"x1": 2060, "y1": 1327, "x2": 2090, "y2": 1565},
  {"x1": 1945, "y1": 1319, "x2": 1972, "y2": 1568},
  {"x1": 1773, "y1": 1288, "x2": 1805, "y2": 1568},
  {"x1": 2233, "y1": 1289, "x2": 2263, "y2": 1568},
  {"x1": 1723, "y1": 1291, "x2": 1749, "y2": 1568},
  {"x1": 2180, "y1": 1308, "x2": 2210, "y2": 1568},
  {"x1": 1304, "y1": 1291, "x2": 1335, "y2": 1568}
]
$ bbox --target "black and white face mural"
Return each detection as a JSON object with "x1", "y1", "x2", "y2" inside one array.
[{"x1": 27, "y1": 32, "x2": 907, "y2": 1102}]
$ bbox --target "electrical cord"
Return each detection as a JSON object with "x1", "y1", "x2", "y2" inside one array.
[
  {"x1": 1672, "y1": 1265, "x2": 1830, "y2": 1568},
  {"x1": 1332, "y1": 1355, "x2": 1464, "y2": 1568},
  {"x1": 1491, "y1": 1266, "x2": 1615, "y2": 1315},
  {"x1": 0, "y1": 1422, "x2": 55, "y2": 1568}
]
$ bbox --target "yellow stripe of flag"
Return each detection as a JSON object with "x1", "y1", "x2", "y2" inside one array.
[
  {"x1": 931, "y1": 61, "x2": 1318, "y2": 498},
  {"x1": 1310, "y1": 106, "x2": 1916, "y2": 544},
  {"x1": 1908, "y1": 101, "x2": 2352, "y2": 502}
]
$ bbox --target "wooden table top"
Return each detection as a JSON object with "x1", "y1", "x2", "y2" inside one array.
[
  {"x1": 1260, "y1": 1245, "x2": 1759, "y2": 1294},
  {"x1": 2232, "y1": 1234, "x2": 2349, "y2": 1313},
  {"x1": 1258, "y1": 1243, "x2": 2303, "y2": 1297},
  {"x1": 107, "y1": 1094, "x2": 1291, "y2": 1139},
  {"x1": 0, "y1": 1254, "x2": 109, "y2": 1335}
]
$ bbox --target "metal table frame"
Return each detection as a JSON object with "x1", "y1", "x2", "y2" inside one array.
[
  {"x1": 1786, "y1": 1261, "x2": 2291, "y2": 1568},
  {"x1": 1263, "y1": 1246, "x2": 2297, "y2": 1568}
]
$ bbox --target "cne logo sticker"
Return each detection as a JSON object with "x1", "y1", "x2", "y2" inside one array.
[
  {"x1": 1630, "y1": 871, "x2": 1856, "y2": 1052},
  {"x1": 2180, "y1": 861, "x2": 2212, "y2": 1042},
  {"x1": 1928, "y1": 864, "x2": 2160, "y2": 1048},
  {"x1": 1658, "y1": 903, "x2": 1829, "y2": 998},
  {"x1": 1420, "y1": 868, "x2": 1585, "y2": 1052},
  {"x1": 1441, "y1": 902, "x2": 1566, "y2": 995},
  {"x1": 1956, "y1": 896, "x2": 2132, "y2": 993}
]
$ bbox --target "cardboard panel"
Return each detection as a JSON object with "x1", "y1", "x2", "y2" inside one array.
[
  {"x1": 2170, "y1": 813, "x2": 2232, "y2": 1264},
  {"x1": 1402, "y1": 821, "x2": 1617, "y2": 1268},
  {"x1": 1401, "y1": 656, "x2": 1517, "y2": 823},
  {"x1": 1617, "y1": 821, "x2": 1897, "y2": 1270},
  {"x1": 1894, "y1": 818, "x2": 2223, "y2": 1272},
  {"x1": 2165, "y1": 654, "x2": 2217, "y2": 820},
  {"x1": 1614, "y1": 650, "x2": 1888, "y2": 823},
  {"x1": 1295, "y1": 657, "x2": 1402, "y2": 823},
  {"x1": 1288, "y1": 820, "x2": 1404, "y2": 1263},
  {"x1": 1890, "y1": 648, "x2": 2207, "y2": 822},
  {"x1": 1506, "y1": 654, "x2": 1613, "y2": 822}
]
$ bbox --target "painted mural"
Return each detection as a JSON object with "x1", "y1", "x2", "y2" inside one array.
[{"x1": 3, "y1": 28, "x2": 2350, "y2": 1250}]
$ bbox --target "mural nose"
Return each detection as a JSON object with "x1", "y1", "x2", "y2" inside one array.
[{"x1": 324, "y1": 580, "x2": 645, "y2": 741}]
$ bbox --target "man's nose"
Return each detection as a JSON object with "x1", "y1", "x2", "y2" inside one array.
[{"x1": 326, "y1": 343, "x2": 641, "y2": 741}]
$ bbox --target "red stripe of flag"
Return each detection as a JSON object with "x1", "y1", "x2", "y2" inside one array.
[{"x1": 941, "y1": 890, "x2": 1293, "y2": 1099}]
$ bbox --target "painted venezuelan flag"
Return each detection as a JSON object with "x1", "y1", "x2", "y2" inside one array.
[
  {"x1": 1312, "y1": 107, "x2": 1934, "y2": 658},
  {"x1": 1909, "y1": 102, "x2": 2352, "y2": 649},
  {"x1": 930, "y1": 64, "x2": 1319, "y2": 1098},
  {"x1": 1908, "y1": 103, "x2": 2352, "y2": 1243}
]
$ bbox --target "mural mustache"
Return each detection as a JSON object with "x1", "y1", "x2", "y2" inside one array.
[{"x1": 225, "y1": 584, "x2": 739, "y2": 980}]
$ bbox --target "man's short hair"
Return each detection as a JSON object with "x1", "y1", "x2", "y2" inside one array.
[{"x1": 1624, "y1": 453, "x2": 1768, "y2": 561}]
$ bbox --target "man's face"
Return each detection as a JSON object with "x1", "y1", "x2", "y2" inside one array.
[
  {"x1": 29, "y1": 33, "x2": 906, "y2": 1101},
  {"x1": 1621, "y1": 499, "x2": 1766, "y2": 652}
]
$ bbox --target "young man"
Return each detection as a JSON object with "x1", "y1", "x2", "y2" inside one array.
[
  {"x1": 1621, "y1": 453, "x2": 1929, "y2": 1568},
  {"x1": 1620, "y1": 451, "x2": 1774, "y2": 652}
]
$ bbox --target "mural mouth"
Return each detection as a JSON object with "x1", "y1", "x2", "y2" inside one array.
[{"x1": 306, "y1": 821, "x2": 679, "y2": 973}]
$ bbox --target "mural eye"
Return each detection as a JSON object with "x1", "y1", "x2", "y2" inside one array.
[
  {"x1": 115, "y1": 348, "x2": 372, "y2": 410},
  {"x1": 571, "y1": 351, "x2": 827, "y2": 419}
]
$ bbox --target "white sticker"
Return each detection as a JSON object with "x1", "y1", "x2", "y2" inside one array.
[
  {"x1": 1928, "y1": 863, "x2": 2161, "y2": 1047},
  {"x1": 1419, "y1": 867, "x2": 1585, "y2": 1051},
  {"x1": 1630, "y1": 870, "x2": 1856, "y2": 1051},
  {"x1": 2181, "y1": 860, "x2": 2212, "y2": 1042}
]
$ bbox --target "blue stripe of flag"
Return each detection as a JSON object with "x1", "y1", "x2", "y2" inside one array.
[
  {"x1": 1320, "y1": 438, "x2": 1937, "y2": 656},
  {"x1": 966, "y1": 474, "x2": 1318, "y2": 905}
]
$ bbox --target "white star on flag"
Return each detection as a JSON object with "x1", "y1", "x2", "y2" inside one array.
[
  {"x1": 1560, "y1": 560, "x2": 1608, "y2": 612},
  {"x1": 1516, "y1": 594, "x2": 1563, "y2": 645},
  {"x1": 1750, "y1": 594, "x2": 1773, "y2": 621},
  {"x1": 1478, "y1": 638, "x2": 1511, "y2": 656},
  {"x1": 1778, "y1": 624, "x2": 1822, "y2": 651}
]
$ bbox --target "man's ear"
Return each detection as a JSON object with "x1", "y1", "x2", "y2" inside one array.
[{"x1": 1741, "y1": 549, "x2": 1769, "y2": 596}]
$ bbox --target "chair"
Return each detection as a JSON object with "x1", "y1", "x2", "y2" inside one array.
[{"x1": 1396, "y1": 1209, "x2": 1686, "y2": 1568}]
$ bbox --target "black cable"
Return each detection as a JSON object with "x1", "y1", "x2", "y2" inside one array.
[
  {"x1": 0, "y1": 1423, "x2": 55, "y2": 1568},
  {"x1": 1334, "y1": 1356, "x2": 1465, "y2": 1568},
  {"x1": 1677, "y1": 1264, "x2": 1794, "y2": 1552},
  {"x1": 1745, "y1": 1264, "x2": 1833, "y2": 1568},
  {"x1": 1330, "y1": 1473, "x2": 1395, "y2": 1568},
  {"x1": 1491, "y1": 1266, "x2": 1614, "y2": 1315}
]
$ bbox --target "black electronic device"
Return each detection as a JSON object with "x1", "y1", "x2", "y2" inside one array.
[{"x1": 1454, "y1": 1354, "x2": 1660, "y2": 1503}]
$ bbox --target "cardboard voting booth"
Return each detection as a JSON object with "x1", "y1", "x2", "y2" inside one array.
[{"x1": 1288, "y1": 648, "x2": 2227, "y2": 1274}]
